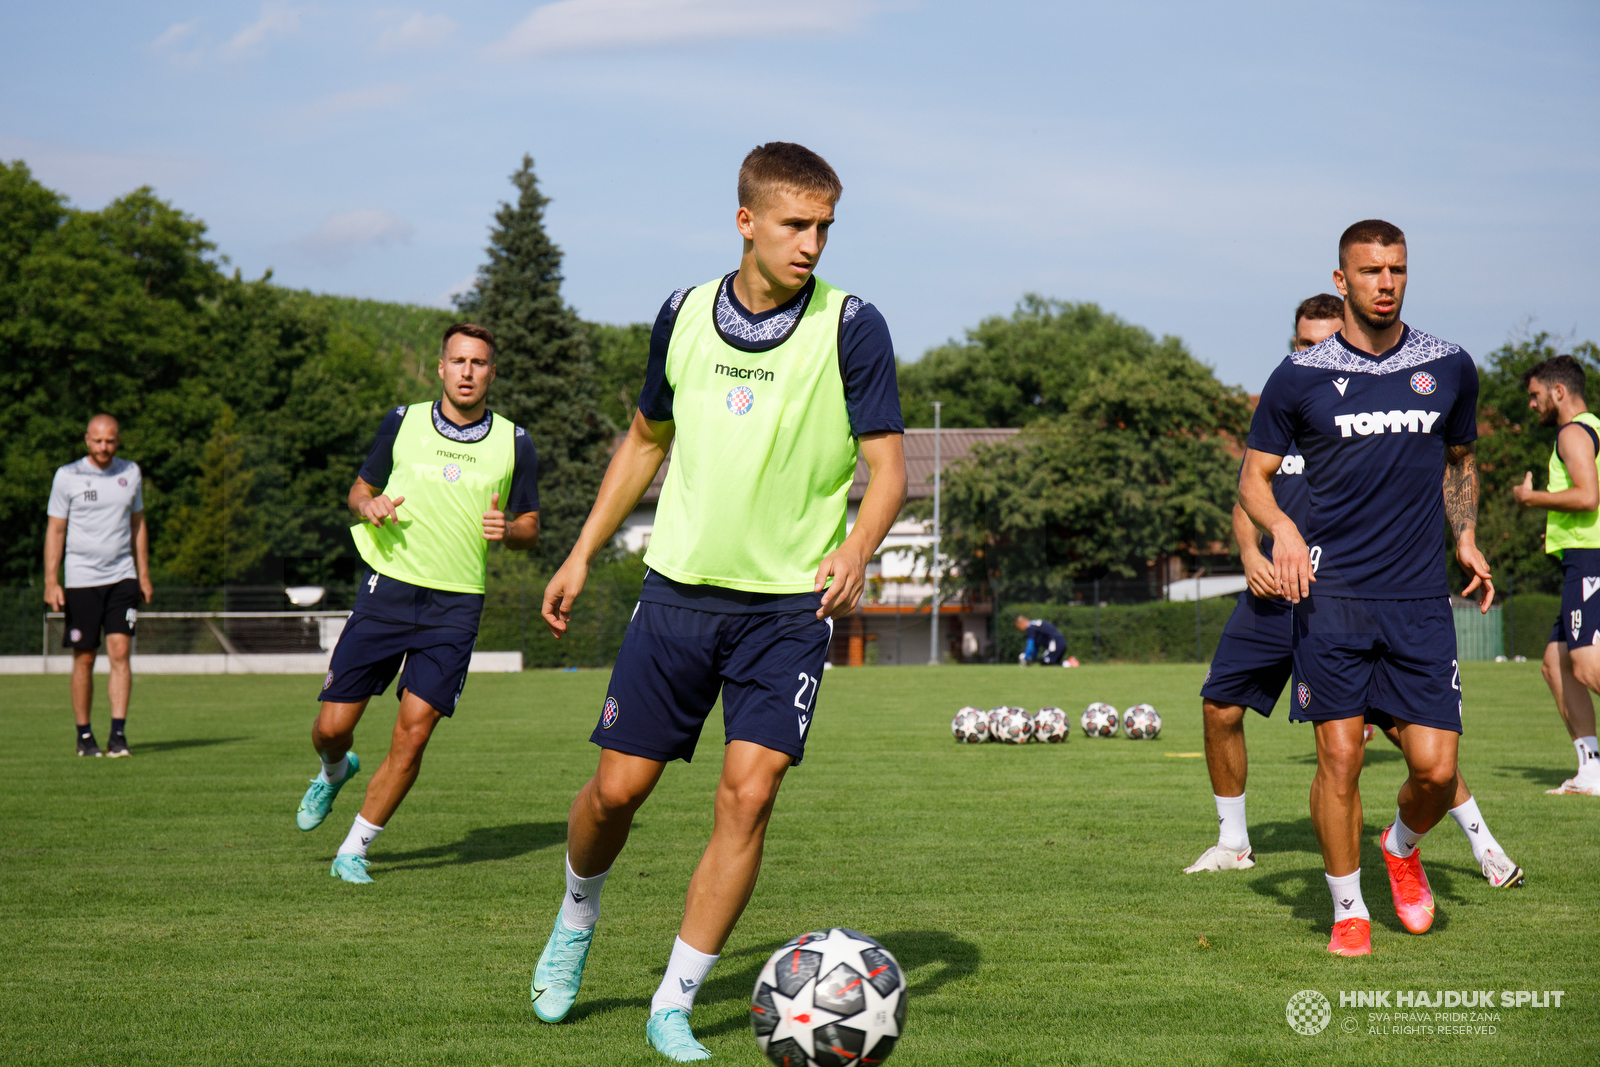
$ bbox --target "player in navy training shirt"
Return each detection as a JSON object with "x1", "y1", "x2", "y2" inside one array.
[
  {"x1": 1240, "y1": 221, "x2": 1494, "y2": 957},
  {"x1": 1015, "y1": 615, "x2": 1067, "y2": 666},
  {"x1": 1190, "y1": 296, "x2": 1522, "y2": 891}
]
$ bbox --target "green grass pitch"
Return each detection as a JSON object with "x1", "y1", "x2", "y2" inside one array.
[{"x1": 2, "y1": 663, "x2": 1595, "y2": 1065}]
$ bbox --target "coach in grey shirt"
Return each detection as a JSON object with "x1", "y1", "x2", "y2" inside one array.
[{"x1": 45, "y1": 414, "x2": 152, "y2": 758}]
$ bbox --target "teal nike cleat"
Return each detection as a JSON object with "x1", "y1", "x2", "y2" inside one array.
[
  {"x1": 330, "y1": 853, "x2": 372, "y2": 884},
  {"x1": 296, "y1": 754, "x2": 360, "y2": 831},
  {"x1": 646, "y1": 1008, "x2": 710, "y2": 1062},
  {"x1": 531, "y1": 913, "x2": 594, "y2": 1023}
]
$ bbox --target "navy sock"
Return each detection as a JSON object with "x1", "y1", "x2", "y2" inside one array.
[
  {"x1": 77, "y1": 724, "x2": 94, "y2": 742},
  {"x1": 110, "y1": 719, "x2": 126, "y2": 740}
]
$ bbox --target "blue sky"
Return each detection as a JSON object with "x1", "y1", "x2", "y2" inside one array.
[{"x1": 2, "y1": 1, "x2": 1596, "y2": 390}]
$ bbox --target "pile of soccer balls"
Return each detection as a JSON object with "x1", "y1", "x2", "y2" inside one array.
[{"x1": 951, "y1": 703, "x2": 1161, "y2": 742}]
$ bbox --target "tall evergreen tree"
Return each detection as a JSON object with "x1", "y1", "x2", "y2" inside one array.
[{"x1": 456, "y1": 156, "x2": 612, "y2": 562}]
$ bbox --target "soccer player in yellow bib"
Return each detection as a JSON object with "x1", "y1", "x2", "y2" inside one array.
[
  {"x1": 532, "y1": 143, "x2": 907, "y2": 1061},
  {"x1": 1515, "y1": 355, "x2": 1600, "y2": 795},
  {"x1": 293, "y1": 323, "x2": 541, "y2": 883}
]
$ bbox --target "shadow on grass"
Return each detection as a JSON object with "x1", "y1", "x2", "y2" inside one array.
[
  {"x1": 1501, "y1": 765, "x2": 1571, "y2": 788},
  {"x1": 1248, "y1": 818, "x2": 1320, "y2": 856},
  {"x1": 375, "y1": 821, "x2": 567, "y2": 871},
  {"x1": 133, "y1": 737, "x2": 253, "y2": 754},
  {"x1": 1248, "y1": 833, "x2": 1460, "y2": 935}
]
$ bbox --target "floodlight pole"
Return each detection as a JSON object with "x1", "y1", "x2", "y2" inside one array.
[{"x1": 929, "y1": 402, "x2": 942, "y2": 665}]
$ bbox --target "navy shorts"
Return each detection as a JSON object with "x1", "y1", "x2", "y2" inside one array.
[
  {"x1": 1200, "y1": 590, "x2": 1294, "y2": 715},
  {"x1": 1290, "y1": 596, "x2": 1461, "y2": 733},
  {"x1": 318, "y1": 614, "x2": 477, "y2": 716},
  {"x1": 1552, "y1": 547, "x2": 1600, "y2": 649},
  {"x1": 594, "y1": 601, "x2": 833, "y2": 765}
]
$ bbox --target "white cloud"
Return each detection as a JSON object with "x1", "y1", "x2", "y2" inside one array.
[
  {"x1": 377, "y1": 13, "x2": 458, "y2": 53},
  {"x1": 492, "y1": 0, "x2": 882, "y2": 58},
  {"x1": 224, "y1": 2, "x2": 304, "y2": 55},
  {"x1": 299, "y1": 209, "x2": 415, "y2": 264},
  {"x1": 298, "y1": 83, "x2": 413, "y2": 119},
  {"x1": 151, "y1": 20, "x2": 200, "y2": 52}
]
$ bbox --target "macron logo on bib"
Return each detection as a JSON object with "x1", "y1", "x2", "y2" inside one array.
[{"x1": 1332, "y1": 410, "x2": 1441, "y2": 437}]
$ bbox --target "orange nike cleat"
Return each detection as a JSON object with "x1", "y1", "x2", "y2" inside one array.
[
  {"x1": 1381, "y1": 824, "x2": 1436, "y2": 934},
  {"x1": 1327, "y1": 917, "x2": 1371, "y2": 956}
]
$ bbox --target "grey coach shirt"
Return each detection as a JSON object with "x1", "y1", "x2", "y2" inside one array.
[{"x1": 46, "y1": 457, "x2": 144, "y2": 588}]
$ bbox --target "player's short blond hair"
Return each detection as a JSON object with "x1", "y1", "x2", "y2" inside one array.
[{"x1": 737, "y1": 142, "x2": 842, "y2": 211}]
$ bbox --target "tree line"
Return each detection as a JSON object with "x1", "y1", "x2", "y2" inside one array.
[{"x1": 2, "y1": 155, "x2": 1590, "y2": 597}]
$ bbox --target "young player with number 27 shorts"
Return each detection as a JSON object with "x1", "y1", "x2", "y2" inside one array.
[{"x1": 531, "y1": 143, "x2": 907, "y2": 1062}]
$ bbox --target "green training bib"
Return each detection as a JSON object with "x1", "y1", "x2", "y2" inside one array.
[
  {"x1": 643, "y1": 276, "x2": 859, "y2": 593},
  {"x1": 350, "y1": 405, "x2": 516, "y2": 593},
  {"x1": 1546, "y1": 411, "x2": 1600, "y2": 557}
]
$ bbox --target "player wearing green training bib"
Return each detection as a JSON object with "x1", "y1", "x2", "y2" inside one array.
[
  {"x1": 1516, "y1": 355, "x2": 1600, "y2": 795},
  {"x1": 293, "y1": 323, "x2": 542, "y2": 884},
  {"x1": 529, "y1": 143, "x2": 908, "y2": 1062}
]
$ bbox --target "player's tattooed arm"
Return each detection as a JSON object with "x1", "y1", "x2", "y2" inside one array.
[
  {"x1": 1442, "y1": 443, "x2": 1479, "y2": 540},
  {"x1": 1445, "y1": 443, "x2": 1495, "y2": 612}
]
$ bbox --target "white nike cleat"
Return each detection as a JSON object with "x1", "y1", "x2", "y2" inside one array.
[
  {"x1": 1480, "y1": 849, "x2": 1525, "y2": 888},
  {"x1": 1545, "y1": 775, "x2": 1600, "y2": 796},
  {"x1": 1183, "y1": 844, "x2": 1256, "y2": 873}
]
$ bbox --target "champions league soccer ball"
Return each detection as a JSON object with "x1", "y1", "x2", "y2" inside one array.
[
  {"x1": 1081, "y1": 702, "x2": 1120, "y2": 737},
  {"x1": 992, "y1": 707, "x2": 1034, "y2": 744},
  {"x1": 1123, "y1": 703, "x2": 1162, "y2": 740},
  {"x1": 1032, "y1": 707, "x2": 1069, "y2": 743},
  {"x1": 951, "y1": 707, "x2": 988, "y2": 743},
  {"x1": 984, "y1": 706, "x2": 1009, "y2": 741},
  {"x1": 752, "y1": 928, "x2": 907, "y2": 1067}
]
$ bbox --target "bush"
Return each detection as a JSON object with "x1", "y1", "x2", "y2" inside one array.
[{"x1": 1000, "y1": 598, "x2": 1240, "y2": 664}]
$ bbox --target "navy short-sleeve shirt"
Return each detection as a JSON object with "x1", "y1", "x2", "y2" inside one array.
[{"x1": 1247, "y1": 326, "x2": 1479, "y2": 599}]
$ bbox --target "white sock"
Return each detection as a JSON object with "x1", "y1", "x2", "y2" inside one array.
[
  {"x1": 1577, "y1": 736, "x2": 1600, "y2": 777},
  {"x1": 1326, "y1": 869, "x2": 1370, "y2": 922},
  {"x1": 560, "y1": 854, "x2": 609, "y2": 930},
  {"x1": 337, "y1": 814, "x2": 383, "y2": 858},
  {"x1": 1214, "y1": 793, "x2": 1249, "y2": 851},
  {"x1": 1385, "y1": 811, "x2": 1425, "y2": 858},
  {"x1": 318, "y1": 754, "x2": 349, "y2": 785},
  {"x1": 1447, "y1": 797, "x2": 1503, "y2": 865},
  {"x1": 651, "y1": 937, "x2": 719, "y2": 1016}
]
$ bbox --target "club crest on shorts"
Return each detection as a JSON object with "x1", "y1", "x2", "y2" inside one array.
[
  {"x1": 601, "y1": 697, "x2": 619, "y2": 729},
  {"x1": 726, "y1": 386, "x2": 754, "y2": 415},
  {"x1": 1410, "y1": 370, "x2": 1437, "y2": 395},
  {"x1": 442, "y1": 463, "x2": 461, "y2": 483},
  {"x1": 1297, "y1": 682, "x2": 1311, "y2": 709},
  {"x1": 70, "y1": 628, "x2": 82, "y2": 643},
  {"x1": 1573, "y1": 610, "x2": 1583, "y2": 643},
  {"x1": 323, "y1": 670, "x2": 334, "y2": 691}
]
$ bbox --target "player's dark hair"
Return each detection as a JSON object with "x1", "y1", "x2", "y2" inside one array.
[
  {"x1": 738, "y1": 143, "x2": 842, "y2": 210},
  {"x1": 1338, "y1": 219, "x2": 1406, "y2": 267},
  {"x1": 441, "y1": 322, "x2": 496, "y2": 362},
  {"x1": 1295, "y1": 294, "x2": 1344, "y2": 324},
  {"x1": 1523, "y1": 354, "x2": 1587, "y2": 399}
]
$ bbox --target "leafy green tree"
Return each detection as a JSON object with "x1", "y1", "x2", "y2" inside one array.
[
  {"x1": 1473, "y1": 331, "x2": 1600, "y2": 593},
  {"x1": 0, "y1": 166, "x2": 219, "y2": 584},
  {"x1": 156, "y1": 408, "x2": 270, "y2": 583},
  {"x1": 587, "y1": 320, "x2": 650, "y2": 430},
  {"x1": 455, "y1": 156, "x2": 614, "y2": 561},
  {"x1": 898, "y1": 296, "x2": 1247, "y2": 430},
  {"x1": 915, "y1": 301, "x2": 1251, "y2": 599}
]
